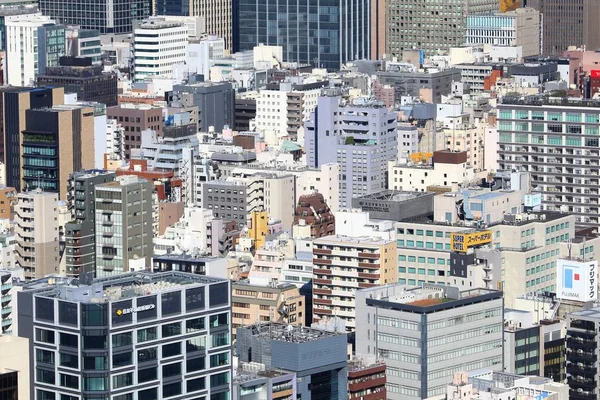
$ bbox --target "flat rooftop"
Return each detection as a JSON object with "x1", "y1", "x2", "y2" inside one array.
[
  {"x1": 569, "y1": 307, "x2": 600, "y2": 320},
  {"x1": 242, "y1": 322, "x2": 342, "y2": 343},
  {"x1": 500, "y1": 95, "x2": 600, "y2": 109},
  {"x1": 355, "y1": 190, "x2": 432, "y2": 202},
  {"x1": 22, "y1": 271, "x2": 226, "y2": 303},
  {"x1": 314, "y1": 235, "x2": 393, "y2": 246}
]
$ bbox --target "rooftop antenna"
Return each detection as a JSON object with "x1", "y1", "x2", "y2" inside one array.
[{"x1": 567, "y1": 239, "x2": 572, "y2": 259}]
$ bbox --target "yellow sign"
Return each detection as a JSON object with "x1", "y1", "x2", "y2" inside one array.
[
  {"x1": 500, "y1": 0, "x2": 521, "y2": 12},
  {"x1": 451, "y1": 231, "x2": 493, "y2": 253}
]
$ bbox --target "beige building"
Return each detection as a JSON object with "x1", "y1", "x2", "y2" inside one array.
[
  {"x1": 312, "y1": 235, "x2": 398, "y2": 331},
  {"x1": 443, "y1": 122, "x2": 486, "y2": 170},
  {"x1": 14, "y1": 189, "x2": 59, "y2": 280},
  {"x1": 0, "y1": 335, "x2": 30, "y2": 400},
  {"x1": 231, "y1": 281, "x2": 305, "y2": 340},
  {"x1": 389, "y1": 150, "x2": 477, "y2": 192},
  {"x1": 191, "y1": 0, "x2": 231, "y2": 51}
]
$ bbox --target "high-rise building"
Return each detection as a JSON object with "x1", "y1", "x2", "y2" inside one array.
[
  {"x1": 465, "y1": 8, "x2": 542, "y2": 57},
  {"x1": 355, "y1": 283, "x2": 504, "y2": 399},
  {"x1": 17, "y1": 271, "x2": 232, "y2": 400},
  {"x1": 106, "y1": 103, "x2": 164, "y2": 160},
  {"x1": 154, "y1": 0, "x2": 189, "y2": 16},
  {"x1": 0, "y1": 266, "x2": 23, "y2": 334},
  {"x1": 94, "y1": 176, "x2": 153, "y2": 277},
  {"x1": 0, "y1": 87, "x2": 64, "y2": 189},
  {"x1": 236, "y1": 322, "x2": 347, "y2": 399},
  {"x1": 312, "y1": 235, "x2": 398, "y2": 331},
  {"x1": 497, "y1": 96, "x2": 600, "y2": 228},
  {"x1": 232, "y1": 0, "x2": 369, "y2": 70},
  {"x1": 38, "y1": 0, "x2": 151, "y2": 34},
  {"x1": 190, "y1": 0, "x2": 231, "y2": 49},
  {"x1": 565, "y1": 308, "x2": 600, "y2": 400},
  {"x1": 133, "y1": 19, "x2": 187, "y2": 82},
  {"x1": 0, "y1": 4, "x2": 40, "y2": 51},
  {"x1": 172, "y1": 82, "x2": 235, "y2": 133},
  {"x1": 5, "y1": 15, "x2": 64, "y2": 86},
  {"x1": 36, "y1": 57, "x2": 118, "y2": 107},
  {"x1": 525, "y1": 0, "x2": 600, "y2": 55},
  {"x1": 64, "y1": 171, "x2": 116, "y2": 277},
  {"x1": 386, "y1": 0, "x2": 499, "y2": 59},
  {"x1": 305, "y1": 95, "x2": 398, "y2": 209},
  {"x1": 21, "y1": 105, "x2": 96, "y2": 199},
  {"x1": 14, "y1": 189, "x2": 59, "y2": 280}
]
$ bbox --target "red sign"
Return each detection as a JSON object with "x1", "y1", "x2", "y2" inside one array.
[{"x1": 591, "y1": 70, "x2": 600, "y2": 78}]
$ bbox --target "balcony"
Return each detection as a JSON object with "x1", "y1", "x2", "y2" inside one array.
[
  {"x1": 569, "y1": 390, "x2": 596, "y2": 400},
  {"x1": 567, "y1": 351, "x2": 597, "y2": 364},
  {"x1": 567, "y1": 337, "x2": 598, "y2": 351},
  {"x1": 570, "y1": 320, "x2": 597, "y2": 332},
  {"x1": 567, "y1": 363, "x2": 597, "y2": 377}
]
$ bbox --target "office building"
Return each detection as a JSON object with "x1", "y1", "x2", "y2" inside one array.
[
  {"x1": 355, "y1": 283, "x2": 503, "y2": 399},
  {"x1": 386, "y1": 0, "x2": 498, "y2": 58},
  {"x1": 237, "y1": 322, "x2": 347, "y2": 399},
  {"x1": 232, "y1": 0, "x2": 369, "y2": 70},
  {"x1": 233, "y1": 367, "x2": 297, "y2": 400},
  {"x1": 36, "y1": 57, "x2": 118, "y2": 106},
  {"x1": 497, "y1": 96, "x2": 600, "y2": 228},
  {"x1": 0, "y1": 335, "x2": 29, "y2": 400},
  {"x1": 65, "y1": 27, "x2": 102, "y2": 64},
  {"x1": 348, "y1": 360, "x2": 387, "y2": 400},
  {"x1": 5, "y1": 15, "x2": 64, "y2": 86},
  {"x1": 172, "y1": 82, "x2": 235, "y2": 133},
  {"x1": 186, "y1": 35, "x2": 226, "y2": 79},
  {"x1": 64, "y1": 171, "x2": 116, "y2": 277},
  {"x1": 94, "y1": 176, "x2": 153, "y2": 277},
  {"x1": 352, "y1": 191, "x2": 435, "y2": 222},
  {"x1": 376, "y1": 67, "x2": 462, "y2": 104},
  {"x1": 465, "y1": 8, "x2": 541, "y2": 57},
  {"x1": 0, "y1": 5, "x2": 40, "y2": 51},
  {"x1": 133, "y1": 20, "x2": 187, "y2": 82},
  {"x1": 0, "y1": 86, "x2": 64, "y2": 189},
  {"x1": 152, "y1": 253, "x2": 227, "y2": 278},
  {"x1": 17, "y1": 271, "x2": 232, "y2": 400},
  {"x1": 14, "y1": 190, "x2": 59, "y2": 280},
  {"x1": 504, "y1": 310, "x2": 543, "y2": 376},
  {"x1": 305, "y1": 95, "x2": 398, "y2": 209},
  {"x1": 312, "y1": 235, "x2": 398, "y2": 331},
  {"x1": 231, "y1": 281, "x2": 305, "y2": 340},
  {"x1": 565, "y1": 308, "x2": 600, "y2": 400},
  {"x1": 106, "y1": 103, "x2": 163, "y2": 160},
  {"x1": 38, "y1": 0, "x2": 151, "y2": 34},
  {"x1": 21, "y1": 105, "x2": 96, "y2": 199},
  {"x1": 526, "y1": 0, "x2": 600, "y2": 55},
  {"x1": 190, "y1": 0, "x2": 231, "y2": 50}
]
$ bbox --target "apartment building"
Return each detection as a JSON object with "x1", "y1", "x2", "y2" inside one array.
[
  {"x1": 0, "y1": 267, "x2": 23, "y2": 334},
  {"x1": 0, "y1": 335, "x2": 29, "y2": 400},
  {"x1": 312, "y1": 235, "x2": 398, "y2": 331},
  {"x1": 565, "y1": 308, "x2": 600, "y2": 400},
  {"x1": 293, "y1": 192, "x2": 335, "y2": 239},
  {"x1": 305, "y1": 95, "x2": 398, "y2": 209},
  {"x1": 64, "y1": 171, "x2": 116, "y2": 277},
  {"x1": 17, "y1": 271, "x2": 232, "y2": 400},
  {"x1": 355, "y1": 283, "x2": 504, "y2": 399},
  {"x1": 0, "y1": 187, "x2": 17, "y2": 219},
  {"x1": 14, "y1": 190, "x2": 59, "y2": 280},
  {"x1": 106, "y1": 104, "x2": 163, "y2": 160},
  {"x1": 388, "y1": 150, "x2": 476, "y2": 192},
  {"x1": 231, "y1": 281, "x2": 304, "y2": 339},
  {"x1": 465, "y1": 8, "x2": 541, "y2": 57},
  {"x1": 497, "y1": 96, "x2": 600, "y2": 228},
  {"x1": 133, "y1": 20, "x2": 187, "y2": 82},
  {"x1": 94, "y1": 176, "x2": 153, "y2": 277}
]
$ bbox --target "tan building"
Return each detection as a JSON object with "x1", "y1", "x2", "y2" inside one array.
[
  {"x1": 370, "y1": 0, "x2": 386, "y2": 60},
  {"x1": 312, "y1": 235, "x2": 398, "y2": 331},
  {"x1": 0, "y1": 187, "x2": 17, "y2": 219},
  {"x1": 231, "y1": 281, "x2": 305, "y2": 340},
  {"x1": 191, "y1": 0, "x2": 231, "y2": 51},
  {"x1": 106, "y1": 103, "x2": 163, "y2": 160},
  {"x1": 21, "y1": 105, "x2": 95, "y2": 200},
  {"x1": 0, "y1": 335, "x2": 30, "y2": 400},
  {"x1": 14, "y1": 189, "x2": 59, "y2": 280}
]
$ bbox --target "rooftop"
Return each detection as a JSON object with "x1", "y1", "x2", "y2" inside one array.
[
  {"x1": 241, "y1": 322, "x2": 342, "y2": 343},
  {"x1": 500, "y1": 95, "x2": 600, "y2": 109},
  {"x1": 22, "y1": 271, "x2": 226, "y2": 303},
  {"x1": 355, "y1": 190, "x2": 432, "y2": 202},
  {"x1": 313, "y1": 234, "x2": 393, "y2": 246}
]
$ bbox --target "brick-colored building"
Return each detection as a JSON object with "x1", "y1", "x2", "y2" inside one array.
[
  {"x1": 0, "y1": 187, "x2": 17, "y2": 219},
  {"x1": 348, "y1": 360, "x2": 387, "y2": 400},
  {"x1": 106, "y1": 103, "x2": 163, "y2": 160},
  {"x1": 293, "y1": 192, "x2": 335, "y2": 238}
]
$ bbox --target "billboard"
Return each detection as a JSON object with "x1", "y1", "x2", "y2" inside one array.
[
  {"x1": 499, "y1": 0, "x2": 521, "y2": 12},
  {"x1": 591, "y1": 70, "x2": 600, "y2": 79},
  {"x1": 556, "y1": 259, "x2": 598, "y2": 302},
  {"x1": 451, "y1": 230, "x2": 492, "y2": 253},
  {"x1": 524, "y1": 193, "x2": 542, "y2": 208}
]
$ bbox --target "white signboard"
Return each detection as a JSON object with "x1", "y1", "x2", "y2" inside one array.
[{"x1": 556, "y1": 259, "x2": 598, "y2": 302}]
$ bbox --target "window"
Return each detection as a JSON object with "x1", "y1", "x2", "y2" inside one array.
[
  {"x1": 162, "y1": 362, "x2": 181, "y2": 378},
  {"x1": 137, "y1": 347, "x2": 157, "y2": 363},
  {"x1": 84, "y1": 377, "x2": 107, "y2": 391},
  {"x1": 137, "y1": 327, "x2": 157, "y2": 342},
  {"x1": 162, "y1": 322, "x2": 181, "y2": 338},
  {"x1": 83, "y1": 356, "x2": 107, "y2": 370},
  {"x1": 186, "y1": 357, "x2": 205, "y2": 372},
  {"x1": 187, "y1": 377, "x2": 206, "y2": 392},
  {"x1": 112, "y1": 332, "x2": 132, "y2": 347},
  {"x1": 162, "y1": 342, "x2": 181, "y2": 358},
  {"x1": 112, "y1": 352, "x2": 132, "y2": 368},
  {"x1": 59, "y1": 353, "x2": 78, "y2": 369},
  {"x1": 163, "y1": 382, "x2": 181, "y2": 398},
  {"x1": 35, "y1": 329, "x2": 55, "y2": 344},
  {"x1": 211, "y1": 332, "x2": 229, "y2": 347},
  {"x1": 186, "y1": 317, "x2": 205, "y2": 332},
  {"x1": 60, "y1": 333, "x2": 78, "y2": 348},
  {"x1": 112, "y1": 373, "x2": 133, "y2": 389},
  {"x1": 210, "y1": 313, "x2": 228, "y2": 328},
  {"x1": 36, "y1": 349, "x2": 55, "y2": 365},
  {"x1": 210, "y1": 352, "x2": 229, "y2": 368},
  {"x1": 210, "y1": 372, "x2": 230, "y2": 387},
  {"x1": 36, "y1": 369, "x2": 55, "y2": 384},
  {"x1": 138, "y1": 367, "x2": 157, "y2": 383}
]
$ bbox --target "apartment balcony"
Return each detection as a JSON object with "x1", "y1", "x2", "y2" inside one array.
[
  {"x1": 569, "y1": 391, "x2": 595, "y2": 400},
  {"x1": 567, "y1": 351, "x2": 597, "y2": 364}
]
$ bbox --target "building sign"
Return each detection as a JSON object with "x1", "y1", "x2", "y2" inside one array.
[
  {"x1": 451, "y1": 231, "x2": 492, "y2": 253},
  {"x1": 116, "y1": 304, "x2": 155, "y2": 316},
  {"x1": 556, "y1": 259, "x2": 598, "y2": 302},
  {"x1": 524, "y1": 193, "x2": 542, "y2": 208},
  {"x1": 591, "y1": 70, "x2": 600, "y2": 79}
]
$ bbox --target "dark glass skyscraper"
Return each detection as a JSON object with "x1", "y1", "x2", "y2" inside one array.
[
  {"x1": 154, "y1": 0, "x2": 189, "y2": 16},
  {"x1": 232, "y1": 0, "x2": 369, "y2": 70}
]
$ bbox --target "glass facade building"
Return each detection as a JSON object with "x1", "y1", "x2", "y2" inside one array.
[
  {"x1": 17, "y1": 271, "x2": 233, "y2": 400},
  {"x1": 38, "y1": 0, "x2": 151, "y2": 34},
  {"x1": 232, "y1": 0, "x2": 369, "y2": 70}
]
